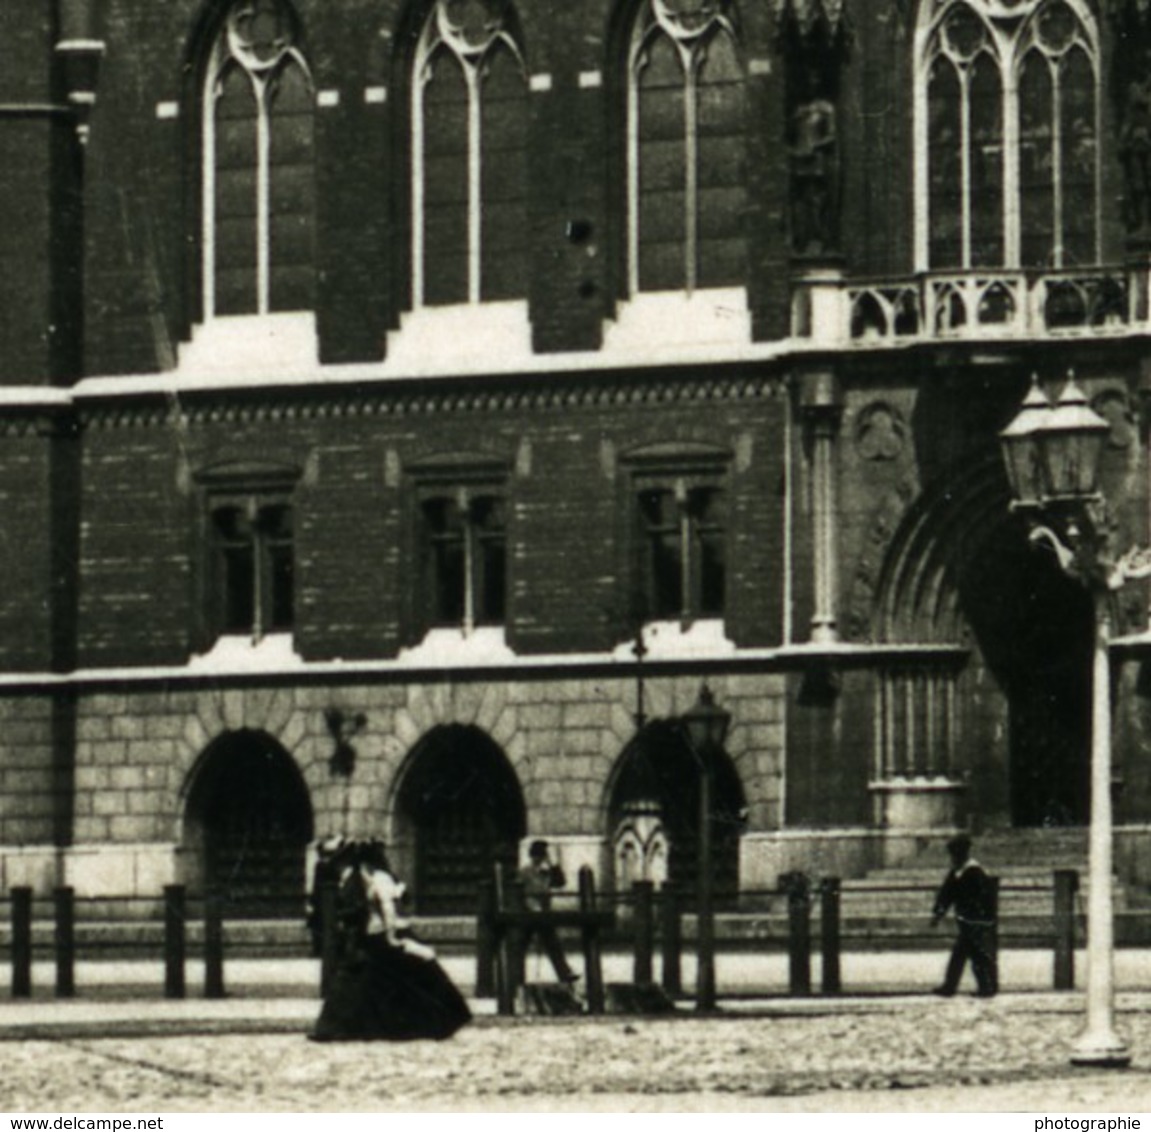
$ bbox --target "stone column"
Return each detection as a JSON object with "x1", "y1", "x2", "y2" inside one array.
[{"x1": 800, "y1": 367, "x2": 842, "y2": 644}]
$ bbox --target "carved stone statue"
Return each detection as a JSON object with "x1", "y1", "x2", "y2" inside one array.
[{"x1": 790, "y1": 94, "x2": 839, "y2": 256}]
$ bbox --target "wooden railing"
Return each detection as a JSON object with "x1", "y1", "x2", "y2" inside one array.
[{"x1": 0, "y1": 868, "x2": 1112, "y2": 1006}]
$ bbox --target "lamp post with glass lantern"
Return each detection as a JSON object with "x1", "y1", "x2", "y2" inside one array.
[
  {"x1": 681, "y1": 683, "x2": 732, "y2": 1013},
  {"x1": 999, "y1": 373, "x2": 1151, "y2": 1068}
]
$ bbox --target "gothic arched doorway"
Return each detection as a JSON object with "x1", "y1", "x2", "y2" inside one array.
[
  {"x1": 877, "y1": 452, "x2": 1094, "y2": 828},
  {"x1": 395, "y1": 724, "x2": 526, "y2": 914},
  {"x1": 183, "y1": 729, "x2": 313, "y2": 916},
  {"x1": 608, "y1": 720, "x2": 746, "y2": 904}
]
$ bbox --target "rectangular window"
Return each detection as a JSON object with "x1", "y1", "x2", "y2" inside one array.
[
  {"x1": 421, "y1": 489, "x2": 506, "y2": 631},
  {"x1": 636, "y1": 480, "x2": 726, "y2": 621},
  {"x1": 209, "y1": 494, "x2": 294, "y2": 639}
]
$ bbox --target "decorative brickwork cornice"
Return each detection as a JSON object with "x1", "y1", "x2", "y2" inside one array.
[
  {"x1": 0, "y1": 409, "x2": 72, "y2": 439},
  {"x1": 73, "y1": 370, "x2": 786, "y2": 431}
]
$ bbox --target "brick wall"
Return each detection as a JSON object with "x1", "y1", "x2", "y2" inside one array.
[
  {"x1": 72, "y1": 0, "x2": 850, "y2": 377},
  {"x1": 71, "y1": 378, "x2": 788, "y2": 666}
]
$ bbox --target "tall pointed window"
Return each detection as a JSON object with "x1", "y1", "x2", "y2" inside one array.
[
  {"x1": 626, "y1": 0, "x2": 747, "y2": 296},
  {"x1": 411, "y1": 0, "x2": 528, "y2": 308},
  {"x1": 202, "y1": 0, "x2": 315, "y2": 319},
  {"x1": 916, "y1": 0, "x2": 1100, "y2": 270}
]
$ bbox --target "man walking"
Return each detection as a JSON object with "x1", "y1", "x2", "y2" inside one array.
[
  {"x1": 931, "y1": 835, "x2": 998, "y2": 998},
  {"x1": 519, "y1": 839, "x2": 579, "y2": 986}
]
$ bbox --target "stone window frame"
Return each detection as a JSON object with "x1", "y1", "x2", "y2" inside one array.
[
  {"x1": 624, "y1": 0, "x2": 744, "y2": 297},
  {"x1": 912, "y1": 0, "x2": 1102, "y2": 271},
  {"x1": 200, "y1": 0, "x2": 315, "y2": 321},
  {"x1": 621, "y1": 443, "x2": 732, "y2": 625},
  {"x1": 194, "y1": 461, "x2": 301, "y2": 645},
  {"x1": 406, "y1": 453, "x2": 512, "y2": 636},
  {"x1": 410, "y1": 0, "x2": 528, "y2": 308}
]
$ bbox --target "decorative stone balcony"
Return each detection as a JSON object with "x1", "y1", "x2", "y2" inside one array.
[{"x1": 792, "y1": 263, "x2": 1143, "y2": 347}]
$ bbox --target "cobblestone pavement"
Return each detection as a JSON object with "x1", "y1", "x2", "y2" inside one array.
[{"x1": 4, "y1": 998, "x2": 1151, "y2": 1112}]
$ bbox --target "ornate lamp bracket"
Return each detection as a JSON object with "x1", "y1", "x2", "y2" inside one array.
[{"x1": 1016, "y1": 496, "x2": 1149, "y2": 595}]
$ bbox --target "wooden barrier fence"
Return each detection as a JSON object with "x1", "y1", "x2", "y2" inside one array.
[{"x1": 0, "y1": 869, "x2": 1091, "y2": 1003}]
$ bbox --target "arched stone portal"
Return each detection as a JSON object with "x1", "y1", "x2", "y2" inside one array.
[
  {"x1": 608, "y1": 720, "x2": 746, "y2": 903},
  {"x1": 876, "y1": 454, "x2": 1093, "y2": 827},
  {"x1": 183, "y1": 729, "x2": 313, "y2": 916},
  {"x1": 394, "y1": 724, "x2": 526, "y2": 914}
]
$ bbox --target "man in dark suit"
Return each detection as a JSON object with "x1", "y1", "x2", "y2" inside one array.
[{"x1": 931, "y1": 835, "x2": 997, "y2": 998}]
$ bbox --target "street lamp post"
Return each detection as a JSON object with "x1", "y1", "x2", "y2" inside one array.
[
  {"x1": 682, "y1": 684, "x2": 731, "y2": 1013},
  {"x1": 999, "y1": 373, "x2": 1151, "y2": 1068}
]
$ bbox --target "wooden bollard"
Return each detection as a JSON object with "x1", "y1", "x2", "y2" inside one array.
[
  {"x1": 475, "y1": 879, "x2": 496, "y2": 999},
  {"x1": 1054, "y1": 869, "x2": 1077, "y2": 991},
  {"x1": 495, "y1": 879, "x2": 526, "y2": 1016},
  {"x1": 164, "y1": 885, "x2": 186, "y2": 1000},
  {"x1": 632, "y1": 880, "x2": 654, "y2": 985},
  {"x1": 786, "y1": 874, "x2": 812, "y2": 997},
  {"x1": 507, "y1": 879, "x2": 527, "y2": 997},
  {"x1": 11, "y1": 886, "x2": 32, "y2": 998},
  {"x1": 204, "y1": 892, "x2": 225, "y2": 999},
  {"x1": 988, "y1": 876, "x2": 1000, "y2": 995},
  {"x1": 820, "y1": 877, "x2": 841, "y2": 995},
  {"x1": 54, "y1": 886, "x2": 75, "y2": 999},
  {"x1": 318, "y1": 880, "x2": 338, "y2": 999},
  {"x1": 660, "y1": 883, "x2": 682, "y2": 997},
  {"x1": 579, "y1": 866, "x2": 605, "y2": 1015}
]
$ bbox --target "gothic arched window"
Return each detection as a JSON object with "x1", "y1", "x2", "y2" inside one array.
[
  {"x1": 626, "y1": 0, "x2": 747, "y2": 296},
  {"x1": 916, "y1": 0, "x2": 1100, "y2": 270},
  {"x1": 202, "y1": 0, "x2": 315, "y2": 319},
  {"x1": 411, "y1": 0, "x2": 529, "y2": 308}
]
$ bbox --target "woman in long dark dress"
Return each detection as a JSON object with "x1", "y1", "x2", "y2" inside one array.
[{"x1": 310, "y1": 841, "x2": 471, "y2": 1042}]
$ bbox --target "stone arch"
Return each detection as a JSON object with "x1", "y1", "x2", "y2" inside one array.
[
  {"x1": 874, "y1": 452, "x2": 1012, "y2": 644},
  {"x1": 181, "y1": 727, "x2": 314, "y2": 915},
  {"x1": 604, "y1": 718, "x2": 746, "y2": 902},
  {"x1": 872, "y1": 451, "x2": 1094, "y2": 826},
  {"x1": 391, "y1": 723, "x2": 527, "y2": 914}
]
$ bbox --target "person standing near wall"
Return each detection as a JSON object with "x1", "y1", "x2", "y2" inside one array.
[{"x1": 519, "y1": 839, "x2": 580, "y2": 986}]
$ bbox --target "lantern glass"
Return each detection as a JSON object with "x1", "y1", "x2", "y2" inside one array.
[
  {"x1": 1033, "y1": 380, "x2": 1108, "y2": 501},
  {"x1": 998, "y1": 378, "x2": 1049, "y2": 507},
  {"x1": 683, "y1": 684, "x2": 731, "y2": 754}
]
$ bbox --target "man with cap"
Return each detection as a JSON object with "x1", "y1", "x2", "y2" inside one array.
[
  {"x1": 931, "y1": 834, "x2": 997, "y2": 998},
  {"x1": 518, "y1": 838, "x2": 579, "y2": 986}
]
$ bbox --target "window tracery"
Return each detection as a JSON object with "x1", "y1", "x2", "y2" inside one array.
[
  {"x1": 626, "y1": 0, "x2": 747, "y2": 296},
  {"x1": 202, "y1": 0, "x2": 315, "y2": 320},
  {"x1": 915, "y1": 0, "x2": 1100, "y2": 270},
  {"x1": 411, "y1": 0, "x2": 528, "y2": 308}
]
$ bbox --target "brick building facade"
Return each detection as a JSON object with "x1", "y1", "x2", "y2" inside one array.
[{"x1": 5, "y1": 0, "x2": 1151, "y2": 914}]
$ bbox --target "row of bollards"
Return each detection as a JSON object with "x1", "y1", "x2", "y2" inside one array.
[
  {"x1": 6, "y1": 869, "x2": 1084, "y2": 1003},
  {"x1": 488, "y1": 870, "x2": 1076, "y2": 1004},
  {"x1": 8, "y1": 884, "x2": 226, "y2": 1000}
]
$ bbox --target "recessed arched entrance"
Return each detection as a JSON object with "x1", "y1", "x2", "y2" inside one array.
[
  {"x1": 183, "y1": 729, "x2": 314, "y2": 916},
  {"x1": 608, "y1": 720, "x2": 746, "y2": 903},
  {"x1": 957, "y1": 511, "x2": 1093, "y2": 825},
  {"x1": 878, "y1": 453, "x2": 1093, "y2": 827},
  {"x1": 394, "y1": 724, "x2": 526, "y2": 914}
]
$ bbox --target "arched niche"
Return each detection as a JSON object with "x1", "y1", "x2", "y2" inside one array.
[
  {"x1": 393, "y1": 723, "x2": 526, "y2": 913},
  {"x1": 182, "y1": 728, "x2": 314, "y2": 916}
]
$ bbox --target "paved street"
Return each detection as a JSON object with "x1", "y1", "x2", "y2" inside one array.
[
  {"x1": 4, "y1": 992, "x2": 1151, "y2": 1112},
  {"x1": 4, "y1": 949, "x2": 1151, "y2": 1111}
]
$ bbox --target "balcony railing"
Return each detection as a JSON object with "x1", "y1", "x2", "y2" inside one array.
[{"x1": 792, "y1": 264, "x2": 1144, "y2": 347}]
